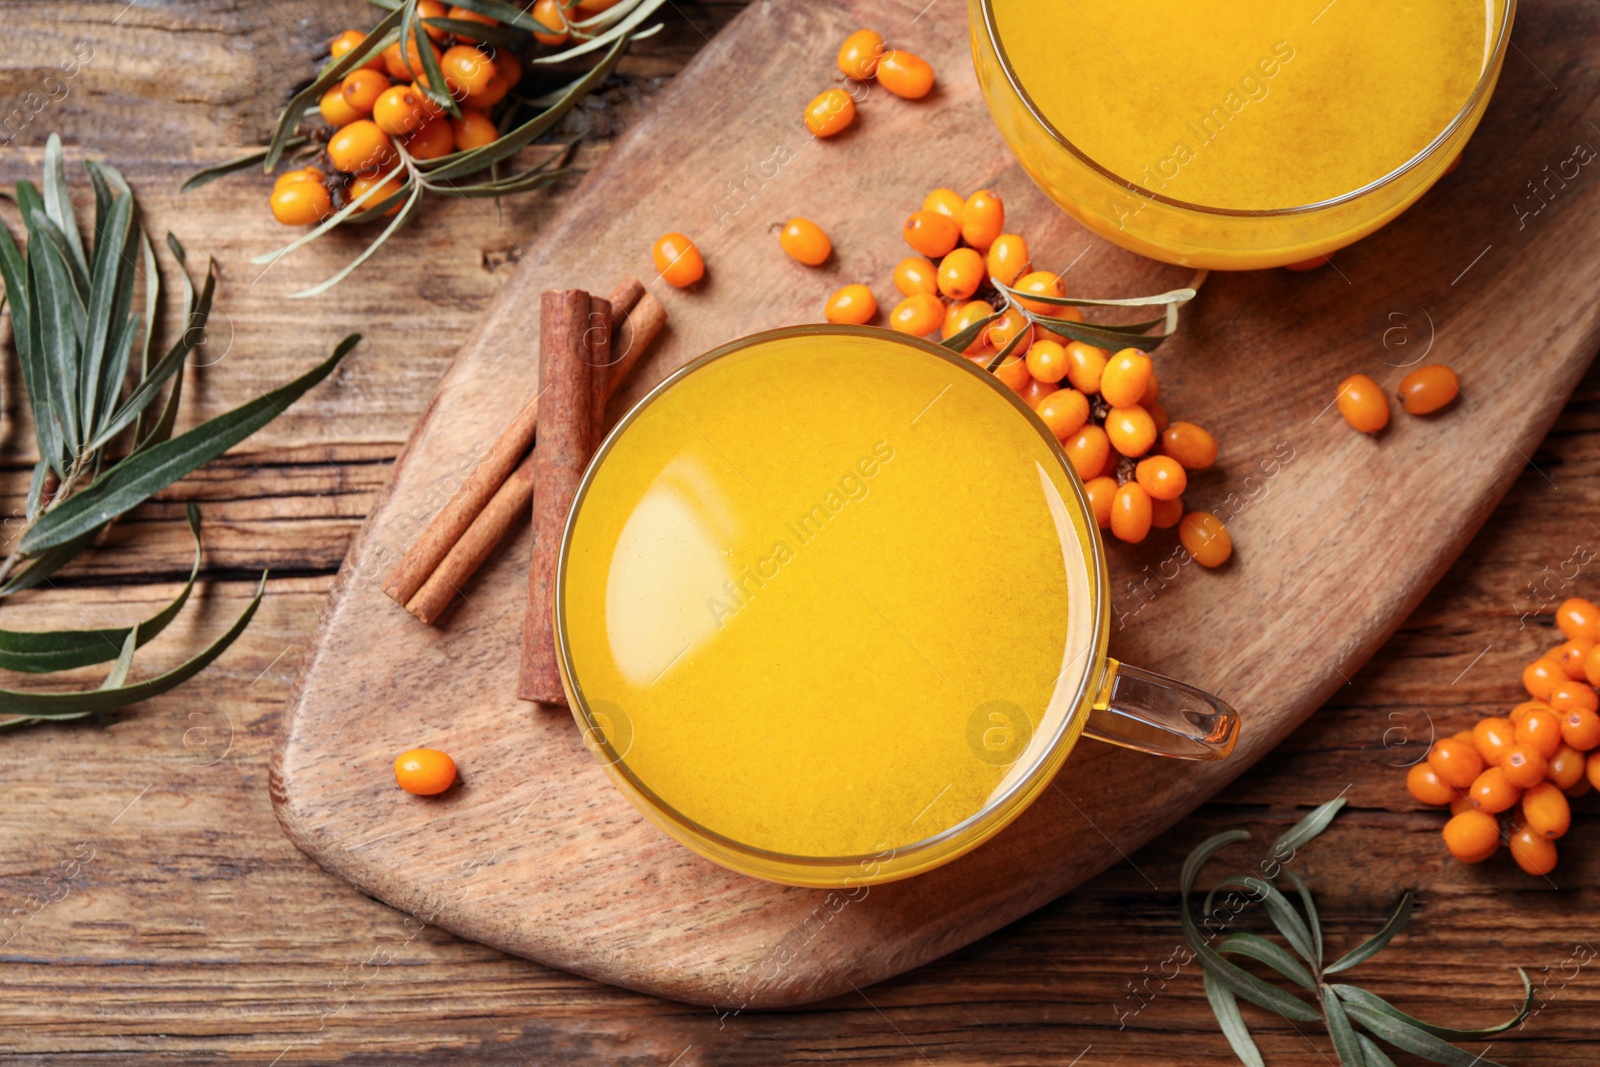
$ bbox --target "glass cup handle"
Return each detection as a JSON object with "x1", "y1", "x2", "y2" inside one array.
[{"x1": 1082, "y1": 658, "x2": 1241, "y2": 761}]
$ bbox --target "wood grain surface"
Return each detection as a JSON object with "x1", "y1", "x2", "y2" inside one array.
[
  {"x1": 2, "y1": 0, "x2": 1599, "y2": 1063},
  {"x1": 269, "y1": 0, "x2": 1600, "y2": 1015}
]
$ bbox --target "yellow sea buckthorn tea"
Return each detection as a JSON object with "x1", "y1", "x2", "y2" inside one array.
[
  {"x1": 971, "y1": 0, "x2": 1513, "y2": 267},
  {"x1": 558, "y1": 328, "x2": 1239, "y2": 887}
]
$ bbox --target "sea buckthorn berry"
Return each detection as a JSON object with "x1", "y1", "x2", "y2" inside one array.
[
  {"x1": 1036, "y1": 388, "x2": 1089, "y2": 441},
  {"x1": 348, "y1": 169, "x2": 406, "y2": 215},
  {"x1": 1084, "y1": 476, "x2": 1116, "y2": 528},
  {"x1": 1063, "y1": 341, "x2": 1108, "y2": 394},
  {"x1": 273, "y1": 166, "x2": 325, "y2": 194},
  {"x1": 417, "y1": 0, "x2": 449, "y2": 39},
  {"x1": 922, "y1": 187, "x2": 965, "y2": 218},
  {"x1": 960, "y1": 189, "x2": 1004, "y2": 252},
  {"x1": 531, "y1": 0, "x2": 570, "y2": 44},
  {"x1": 1523, "y1": 658, "x2": 1564, "y2": 701},
  {"x1": 838, "y1": 28, "x2": 885, "y2": 80},
  {"x1": 451, "y1": 108, "x2": 498, "y2": 151},
  {"x1": 1442, "y1": 808, "x2": 1499, "y2": 862},
  {"x1": 1584, "y1": 646, "x2": 1600, "y2": 688},
  {"x1": 1406, "y1": 761, "x2": 1455, "y2": 805},
  {"x1": 341, "y1": 69, "x2": 391, "y2": 115},
  {"x1": 889, "y1": 293, "x2": 944, "y2": 336},
  {"x1": 1452, "y1": 729, "x2": 1477, "y2": 746},
  {"x1": 938, "y1": 247, "x2": 985, "y2": 300},
  {"x1": 943, "y1": 301, "x2": 993, "y2": 352},
  {"x1": 1025, "y1": 340, "x2": 1068, "y2": 384},
  {"x1": 1509, "y1": 826, "x2": 1557, "y2": 875},
  {"x1": 1467, "y1": 767, "x2": 1520, "y2": 814},
  {"x1": 986, "y1": 233, "x2": 1030, "y2": 288},
  {"x1": 1427, "y1": 736, "x2": 1483, "y2": 789},
  {"x1": 1472, "y1": 716, "x2": 1516, "y2": 767},
  {"x1": 1178, "y1": 511, "x2": 1232, "y2": 568},
  {"x1": 1013, "y1": 270, "x2": 1066, "y2": 314},
  {"x1": 1150, "y1": 495, "x2": 1183, "y2": 529},
  {"x1": 1512, "y1": 700, "x2": 1553, "y2": 727},
  {"x1": 493, "y1": 50, "x2": 522, "y2": 89},
  {"x1": 779, "y1": 217, "x2": 832, "y2": 266},
  {"x1": 1523, "y1": 781, "x2": 1571, "y2": 838},
  {"x1": 877, "y1": 48, "x2": 935, "y2": 99},
  {"x1": 447, "y1": 5, "x2": 499, "y2": 42},
  {"x1": 441, "y1": 44, "x2": 495, "y2": 97},
  {"x1": 383, "y1": 38, "x2": 441, "y2": 80},
  {"x1": 1561, "y1": 706, "x2": 1600, "y2": 751},
  {"x1": 373, "y1": 85, "x2": 435, "y2": 136},
  {"x1": 1398, "y1": 364, "x2": 1460, "y2": 415},
  {"x1": 1160, "y1": 422, "x2": 1218, "y2": 470},
  {"x1": 320, "y1": 86, "x2": 364, "y2": 127},
  {"x1": 1064, "y1": 426, "x2": 1111, "y2": 481},
  {"x1": 465, "y1": 69, "x2": 510, "y2": 109},
  {"x1": 403, "y1": 116, "x2": 454, "y2": 160},
  {"x1": 1135, "y1": 455, "x2": 1187, "y2": 501},
  {"x1": 1559, "y1": 597, "x2": 1600, "y2": 641},
  {"x1": 1516, "y1": 707, "x2": 1565, "y2": 759},
  {"x1": 805, "y1": 88, "x2": 856, "y2": 138},
  {"x1": 1100, "y1": 349, "x2": 1153, "y2": 407},
  {"x1": 1502, "y1": 744, "x2": 1549, "y2": 789},
  {"x1": 1548, "y1": 680, "x2": 1599, "y2": 717},
  {"x1": 331, "y1": 30, "x2": 387, "y2": 73},
  {"x1": 1110, "y1": 482, "x2": 1153, "y2": 544},
  {"x1": 327, "y1": 119, "x2": 396, "y2": 174},
  {"x1": 394, "y1": 747, "x2": 457, "y2": 795},
  {"x1": 987, "y1": 352, "x2": 1031, "y2": 393},
  {"x1": 1105, "y1": 405, "x2": 1157, "y2": 457},
  {"x1": 1547, "y1": 743, "x2": 1586, "y2": 788},
  {"x1": 893, "y1": 255, "x2": 938, "y2": 297},
  {"x1": 1145, "y1": 398, "x2": 1169, "y2": 433},
  {"x1": 824, "y1": 283, "x2": 876, "y2": 325},
  {"x1": 1553, "y1": 637, "x2": 1596, "y2": 680},
  {"x1": 1336, "y1": 373, "x2": 1389, "y2": 433},
  {"x1": 1450, "y1": 793, "x2": 1476, "y2": 816},
  {"x1": 902, "y1": 210, "x2": 961, "y2": 259},
  {"x1": 1020, "y1": 378, "x2": 1056, "y2": 410},
  {"x1": 270, "y1": 180, "x2": 333, "y2": 225},
  {"x1": 1095, "y1": 447, "x2": 1119, "y2": 481},
  {"x1": 652, "y1": 232, "x2": 704, "y2": 288}
]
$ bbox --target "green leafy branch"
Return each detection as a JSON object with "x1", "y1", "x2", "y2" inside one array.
[
  {"x1": 1185, "y1": 798, "x2": 1533, "y2": 1066},
  {"x1": 0, "y1": 135, "x2": 358, "y2": 728}
]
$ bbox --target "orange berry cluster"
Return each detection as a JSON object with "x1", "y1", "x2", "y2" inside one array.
[
  {"x1": 270, "y1": 3, "x2": 538, "y2": 226},
  {"x1": 803, "y1": 29, "x2": 937, "y2": 138},
  {"x1": 1335, "y1": 364, "x2": 1460, "y2": 434},
  {"x1": 1407, "y1": 596, "x2": 1600, "y2": 876}
]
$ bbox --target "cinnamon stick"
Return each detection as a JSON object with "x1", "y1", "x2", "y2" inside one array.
[{"x1": 519, "y1": 290, "x2": 603, "y2": 705}]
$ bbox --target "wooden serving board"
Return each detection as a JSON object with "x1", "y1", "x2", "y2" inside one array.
[{"x1": 273, "y1": 0, "x2": 1600, "y2": 1008}]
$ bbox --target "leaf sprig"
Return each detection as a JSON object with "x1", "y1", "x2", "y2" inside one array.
[
  {"x1": 1185, "y1": 798, "x2": 1534, "y2": 1066},
  {"x1": 0, "y1": 135, "x2": 358, "y2": 728}
]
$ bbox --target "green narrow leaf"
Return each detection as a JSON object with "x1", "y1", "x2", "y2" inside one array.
[
  {"x1": 1323, "y1": 986, "x2": 1369, "y2": 1067},
  {"x1": 1331, "y1": 971, "x2": 1533, "y2": 1040},
  {"x1": 0, "y1": 217, "x2": 32, "y2": 420},
  {"x1": 1275, "y1": 797, "x2": 1348, "y2": 854},
  {"x1": 1355, "y1": 1035, "x2": 1399, "y2": 1067},
  {"x1": 41, "y1": 134, "x2": 88, "y2": 281},
  {"x1": 26, "y1": 212, "x2": 84, "y2": 454},
  {"x1": 24, "y1": 458, "x2": 50, "y2": 521},
  {"x1": 265, "y1": 7, "x2": 405, "y2": 170},
  {"x1": 1026, "y1": 313, "x2": 1177, "y2": 353},
  {"x1": 0, "y1": 573, "x2": 266, "y2": 717},
  {"x1": 1324, "y1": 893, "x2": 1413, "y2": 976},
  {"x1": 1203, "y1": 971, "x2": 1266, "y2": 1067},
  {"x1": 1281, "y1": 871, "x2": 1324, "y2": 970},
  {"x1": 1216, "y1": 933, "x2": 1316, "y2": 991},
  {"x1": 181, "y1": 139, "x2": 307, "y2": 193},
  {"x1": 421, "y1": 15, "x2": 522, "y2": 45},
  {"x1": 135, "y1": 228, "x2": 159, "y2": 376},
  {"x1": 100, "y1": 625, "x2": 139, "y2": 689},
  {"x1": 996, "y1": 283, "x2": 1198, "y2": 310},
  {"x1": 1343, "y1": 1005, "x2": 1512, "y2": 1067},
  {"x1": 1213, "y1": 876, "x2": 1319, "y2": 970},
  {"x1": 79, "y1": 189, "x2": 133, "y2": 435},
  {"x1": 939, "y1": 311, "x2": 1000, "y2": 356},
  {"x1": 0, "y1": 502, "x2": 205, "y2": 673},
  {"x1": 408, "y1": 3, "x2": 462, "y2": 119},
  {"x1": 23, "y1": 334, "x2": 360, "y2": 552}
]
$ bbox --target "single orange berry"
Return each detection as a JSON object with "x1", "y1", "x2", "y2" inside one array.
[
  {"x1": 273, "y1": 166, "x2": 325, "y2": 194},
  {"x1": 1523, "y1": 658, "x2": 1565, "y2": 701},
  {"x1": 394, "y1": 747, "x2": 457, "y2": 795},
  {"x1": 1398, "y1": 364, "x2": 1460, "y2": 415},
  {"x1": 1558, "y1": 597, "x2": 1600, "y2": 641},
  {"x1": 779, "y1": 217, "x2": 832, "y2": 266},
  {"x1": 985, "y1": 352, "x2": 1031, "y2": 393},
  {"x1": 1178, "y1": 511, "x2": 1232, "y2": 568},
  {"x1": 1100, "y1": 349, "x2": 1153, "y2": 407},
  {"x1": 1471, "y1": 716, "x2": 1516, "y2": 767},
  {"x1": 403, "y1": 116, "x2": 455, "y2": 160},
  {"x1": 837, "y1": 28, "x2": 885, "y2": 80},
  {"x1": 1427, "y1": 736, "x2": 1483, "y2": 788},
  {"x1": 889, "y1": 293, "x2": 945, "y2": 336},
  {"x1": 450, "y1": 109, "x2": 498, "y2": 151},
  {"x1": 877, "y1": 49, "x2": 935, "y2": 99},
  {"x1": 1561, "y1": 706, "x2": 1600, "y2": 751},
  {"x1": 804, "y1": 88, "x2": 856, "y2": 138},
  {"x1": 1012, "y1": 270, "x2": 1066, "y2": 314},
  {"x1": 1135, "y1": 455, "x2": 1187, "y2": 501},
  {"x1": 1063, "y1": 341, "x2": 1107, "y2": 394},
  {"x1": 1336, "y1": 373, "x2": 1389, "y2": 433},
  {"x1": 1406, "y1": 761, "x2": 1455, "y2": 806},
  {"x1": 1450, "y1": 793, "x2": 1477, "y2": 816},
  {"x1": 331, "y1": 29, "x2": 387, "y2": 73},
  {"x1": 652, "y1": 232, "x2": 705, "y2": 289},
  {"x1": 447, "y1": 5, "x2": 499, "y2": 42},
  {"x1": 1442, "y1": 808, "x2": 1500, "y2": 861},
  {"x1": 1552, "y1": 637, "x2": 1596, "y2": 680},
  {"x1": 1020, "y1": 378, "x2": 1057, "y2": 410},
  {"x1": 341, "y1": 69, "x2": 391, "y2": 115},
  {"x1": 1150, "y1": 495, "x2": 1184, "y2": 529},
  {"x1": 1105, "y1": 405, "x2": 1157, "y2": 457},
  {"x1": 960, "y1": 189, "x2": 1004, "y2": 252},
  {"x1": 1522, "y1": 780, "x2": 1571, "y2": 838},
  {"x1": 986, "y1": 233, "x2": 1030, "y2": 288},
  {"x1": 440, "y1": 44, "x2": 495, "y2": 98},
  {"x1": 270, "y1": 180, "x2": 333, "y2": 225},
  {"x1": 1547, "y1": 743, "x2": 1587, "y2": 789},
  {"x1": 824, "y1": 284, "x2": 876, "y2": 325},
  {"x1": 1084, "y1": 476, "x2": 1116, "y2": 529},
  {"x1": 417, "y1": 0, "x2": 450, "y2": 39},
  {"x1": 327, "y1": 119, "x2": 396, "y2": 174},
  {"x1": 1467, "y1": 766, "x2": 1520, "y2": 813},
  {"x1": 1502, "y1": 743, "x2": 1549, "y2": 789},
  {"x1": 1160, "y1": 422, "x2": 1218, "y2": 470},
  {"x1": 320, "y1": 86, "x2": 364, "y2": 127},
  {"x1": 938, "y1": 247, "x2": 985, "y2": 300},
  {"x1": 372, "y1": 85, "x2": 436, "y2": 136},
  {"x1": 1584, "y1": 644, "x2": 1600, "y2": 688},
  {"x1": 1509, "y1": 826, "x2": 1557, "y2": 875},
  {"x1": 1035, "y1": 388, "x2": 1089, "y2": 441},
  {"x1": 1511, "y1": 700, "x2": 1553, "y2": 727},
  {"x1": 921, "y1": 187, "x2": 965, "y2": 218},
  {"x1": 531, "y1": 0, "x2": 570, "y2": 45},
  {"x1": 1025, "y1": 340, "x2": 1069, "y2": 384},
  {"x1": 893, "y1": 255, "x2": 938, "y2": 297},
  {"x1": 1548, "y1": 680, "x2": 1599, "y2": 717},
  {"x1": 348, "y1": 169, "x2": 406, "y2": 215},
  {"x1": 1110, "y1": 482, "x2": 1154, "y2": 544},
  {"x1": 1064, "y1": 426, "x2": 1111, "y2": 482},
  {"x1": 902, "y1": 210, "x2": 961, "y2": 259}
]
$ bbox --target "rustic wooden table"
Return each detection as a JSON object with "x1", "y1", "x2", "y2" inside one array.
[{"x1": 1, "y1": 2, "x2": 1596, "y2": 1064}]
